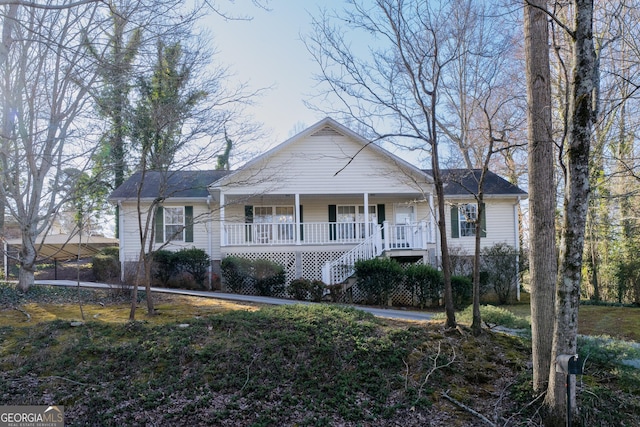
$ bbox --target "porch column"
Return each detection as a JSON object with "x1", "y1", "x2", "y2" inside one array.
[
  {"x1": 295, "y1": 193, "x2": 301, "y2": 245},
  {"x1": 429, "y1": 192, "x2": 436, "y2": 243},
  {"x1": 220, "y1": 192, "x2": 226, "y2": 247},
  {"x1": 364, "y1": 192, "x2": 369, "y2": 238}
]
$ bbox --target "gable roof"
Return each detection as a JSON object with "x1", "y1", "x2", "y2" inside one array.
[
  {"x1": 208, "y1": 117, "x2": 431, "y2": 189},
  {"x1": 109, "y1": 170, "x2": 231, "y2": 201},
  {"x1": 425, "y1": 169, "x2": 527, "y2": 197}
]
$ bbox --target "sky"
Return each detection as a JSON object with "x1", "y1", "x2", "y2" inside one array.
[{"x1": 200, "y1": 0, "x2": 346, "y2": 147}]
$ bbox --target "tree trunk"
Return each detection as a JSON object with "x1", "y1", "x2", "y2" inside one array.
[
  {"x1": 523, "y1": 0, "x2": 557, "y2": 393},
  {"x1": 545, "y1": 0, "x2": 595, "y2": 424},
  {"x1": 471, "y1": 198, "x2": 483, "y2": 336},
  {"x1": 17, "y1": 231, "x2": 37, "y2": 292}
]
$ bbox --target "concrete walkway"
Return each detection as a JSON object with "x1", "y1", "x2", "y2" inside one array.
[{"x1": 34, "y1": 280, "x2": 436, "y2": 322}]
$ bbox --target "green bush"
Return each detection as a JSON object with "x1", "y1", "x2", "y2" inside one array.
[
  {"x1": 92, "y1": 247, "x2": 120, "y2": 283},
  {"x1": 309, "y1": 280, "x2": 326, "y2": 302},
  {"x1": 253, "y1": 259, "x2": 286, "y2": 297},
  {"x1": 152, "y1": 250, "x2": 178, "y2": 287},
  {"x1": 288, "y1": 278, "x2": 326, "y2": 302},
  {"x1": 404, "y1": 264, "x2": 443, "y2": 308},
  {"x1": 481, "y1": 243, "x2": 519, "y2": 304},
  {"x1": 355, "y1": 258, "x2": 403, "y2": 305},
  {"x1": 451, "y1": 275, "x2": 472, "y2": 309},
  {"x1": 221, "y1": 256, "x2": 254, "y2": 293},
  {"x1": 289, "y1": 278, "x2": 312, "y2": 301},
  {"x1": 174, "y1": 248, "x2": 210, "y2": 289}
]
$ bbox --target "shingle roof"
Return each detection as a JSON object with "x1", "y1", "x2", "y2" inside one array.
[
  {"x1": 424, "y1": 169, "x2": 527, "y2": 196},
  {"x1": 110, "y1": 168, "x2": 526, "y2": 200},
  {"x1": 108, "y1": 170, "x2": 231, "y2": 200}
]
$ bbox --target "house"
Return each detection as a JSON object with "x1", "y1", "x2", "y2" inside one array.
[{"x1": 109, "y1": 118, "x2": 526, "y2": 301}]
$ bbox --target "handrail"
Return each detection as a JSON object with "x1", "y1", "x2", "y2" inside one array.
[{"x1": 322, "y1": 225, "x2": 383, "y2": 285}]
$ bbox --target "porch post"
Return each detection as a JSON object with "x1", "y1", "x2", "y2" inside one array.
[
  {"x1": 220, "y1": 192, "x2": 225, "y2": 247},
  {"x1": 421, "y1": 220, "x2": 428, "y2": 249},
  {"x1": 364, "y1": 192, "x2": 369, "y2": 238},
  {"x1": 429, "y1": 192, "x2": 436, "y2": 244},
  {"x1": 295, "y1": 193, "x2": 301, "y2": 245}
]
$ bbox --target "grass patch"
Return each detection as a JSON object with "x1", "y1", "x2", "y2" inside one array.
[
  {"x1": 1, "y1": 284, "x2": 639, "y2": 426},
  {"x1": 434, "y1": 304, "x2": 531, "y2": 331}
]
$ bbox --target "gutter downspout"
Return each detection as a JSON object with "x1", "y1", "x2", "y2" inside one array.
[
  {"x1": 118, "y1": 200, "x2": 124, "y2": 282},
  {"x1": 207, "y1": 195, "x2": 212, "y2": 290}
]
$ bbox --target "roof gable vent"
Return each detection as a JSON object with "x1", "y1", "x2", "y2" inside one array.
[{"x1": 311, "y1": 126, "x2": 344, "y2": 137}]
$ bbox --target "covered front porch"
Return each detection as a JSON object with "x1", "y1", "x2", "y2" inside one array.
[
  {"x1": 222, "y1": 220, "x2": 435, "y2": 250},
  {"x1": 216, "y1": 192, "x2": 437, "y2": 251}
]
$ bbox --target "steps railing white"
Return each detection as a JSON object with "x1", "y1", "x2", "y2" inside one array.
[{"x1": 322, "y1": 225, "x2": 383, "y2": 285}]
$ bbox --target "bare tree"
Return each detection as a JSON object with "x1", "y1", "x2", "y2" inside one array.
[
  {"x1": 0, "y1": 2, "x2": 104, "y2": 291},
  {"x1": 436, "y1": 0, "x2": 523, "y2": 336},
  {"x1": 124, "y1": 20, "x2": 263, "y2": 319},
  {"x1": 305, "y1": 0, "x2": 504, "y2": 328},
  {"x1": 523, "y1": 0, "x2": 557, "y2": 395},
  {"x1": 544, "y1": 0, "x2": 596, "y2": 423}
]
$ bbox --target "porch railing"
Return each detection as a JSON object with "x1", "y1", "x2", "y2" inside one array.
[
  {"x1": 320, "y1": 221, "x2": 435, "y2": 285},
  {"x1": 321, "y1": 227, "x2": 384, "y2": 285},
  {"x1": 223, "y1": 221, "x2": 380, "y2": 246}
]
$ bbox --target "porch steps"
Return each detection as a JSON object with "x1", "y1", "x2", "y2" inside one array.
[{"x1": 321, "y1": 229, "x2": 383, "y2": 285}]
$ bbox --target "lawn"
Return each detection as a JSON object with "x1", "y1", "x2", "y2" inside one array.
[
  {"x1": 502, "y1": 300, "x2": 640, "y2": 342},
  {"x1": 1, "y1": 284, "x2": 639, "y2": 426}
]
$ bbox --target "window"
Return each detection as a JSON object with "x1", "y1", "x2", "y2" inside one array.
[
  {"x1": 451, "y1": 203, "x2": 486, "y2": 238},
  {"x1": 251, "y1": 206, "x2": 295, "y2": 242},
  {"x1": 275, "y1": 206, "x2": 294, "y2": 240},
  {"x1": 335, "y1": 205, "x2": 377, "y2": 240},
  {"x1": 459, "y1": 203, "x2": 477, "y2": 237},
  {"x1": 337, "y1": 205, "x2": 356, "y2": 239},
  {"x1": 165, "y1": 207, "x2": 185, "y2": 241},
  {"x1": 155, "y1": 206, "x2": 193, "y2": 243}
]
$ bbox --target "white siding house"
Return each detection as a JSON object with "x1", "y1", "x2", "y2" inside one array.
[{"x1": 109, "y1": 118, "x2": 527, "y2": 290}]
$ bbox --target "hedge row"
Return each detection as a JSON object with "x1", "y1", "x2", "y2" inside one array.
[
  {"x1": 355, "y1": 258, "x2": 472, "y2": 309},
  {"x1": 152, "y1": 248, "x2": 210, "y2": 290},
  {"x1": 221, "y1": 257, "x2": 286, "y2": 297}
]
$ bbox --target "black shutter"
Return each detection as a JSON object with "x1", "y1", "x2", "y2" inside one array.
[
  {"x1": 328, "y1": 205, "x2": 337, "y2": 241},
  {"x1": 377, "y1": 204, "x2": 385, "y2": 239},
  {"x1": 450, "y1": 205, "x2": 459, "y2": 238},
  {"x1": 480, "y1": 202, "x2": 487, "y2": 237},
  {"x1": 299, "y1": 205, "x2": 304, "y2": 241},
  {"x1": 185, "y1": 206, "x2": 194, "y2": 242},
  {"x1": 155, "y1": 206, "x2": 164, "y2": 243},
  {"x1": 244, "y1": 205, "x2": 253, "y2": 242}
]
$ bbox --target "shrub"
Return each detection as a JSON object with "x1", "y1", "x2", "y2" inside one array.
[
  {"x1": 92, "y1": 247, "x2": 120, "y2": 283},
  {"x1": 327, "y1": 283, "x2": 344, "y2": 303},
  {"x1": 451, "y1": 275, "x2": 472, "y2": 309},
  {"x1": 404, "y1": 264, "x2": 443, "y2": 308},
  {"x1": 289, "y1": 278, "x2": 312, "y2": 301},
  {"x1": 174, "y1": 248, "x2": 210, "y2": 289},
  {"x1": 253, "y1": 258, "x2": 286, "y2": 297},
  {"x1": 221, "y1": 256, "x2": 254, "y2": 293},
  {"x1": 152, "y1": 250, "x2": 178, "y2": 287},
  {"x1": 355, "y1": 258, "x2": 403, "y2": 305},
  {"x1": 481, "y1": 243, "x2": 519, "y2": 304},
  {"x1": 309, "y1": 280, "x2": 326, "y2": 302},
  {"x1": 289, "y1": 278, "x2": 327, "y2": 302},
  {"x1": 168, "y1": 271, "x2": 199, "y2": 290}
]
